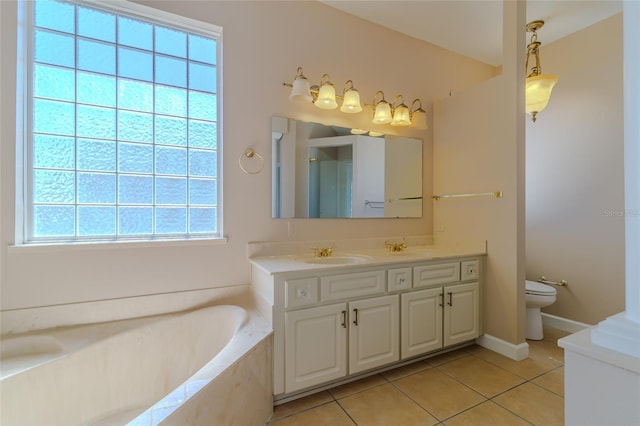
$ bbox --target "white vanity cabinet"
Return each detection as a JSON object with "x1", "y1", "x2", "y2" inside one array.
[
  {"x1": 284, "y1": 292, "x2": 399, "y2": 393},
  {"x1": 400, "y1": 288, "x2": 443, "y2": 358},
  {"x1": 250, "y1": 254, "x2": 483, "y2": 400},
  {"x1": 348, "y1": 294, "x2": 399, "y2": 374},
  {"x1": 284, "y1": 303, "x2": 347, "y2": 392},
  {"x1": 402, "y1": 261, "x2": 480, "y2": 357},
  {"x1": 443, "y1": 281, "x2": 480, "y2": 346}
]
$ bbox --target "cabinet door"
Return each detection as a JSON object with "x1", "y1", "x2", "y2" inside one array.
[
  {"x1": 401, "y1": 288, "x2": 443, "y2": 359},
  {"x1": 285, "y1": 303, "x2": 347, "y2": 393},
  {"x1": 444, "y1": 282, "x2": 480, "y2": 347},
  {"x1": 349, "y1": 295, "x2": 399, "y2": 374}
]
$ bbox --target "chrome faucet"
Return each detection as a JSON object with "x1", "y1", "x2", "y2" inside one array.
[
  {"x1": 310, "y1": 246, "x2": 334, "y2": 258},
  {"x1": 385, "y1": 240, "x2": 407, "y2": 253}
]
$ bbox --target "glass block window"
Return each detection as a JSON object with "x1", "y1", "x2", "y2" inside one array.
[{"x1": 24, "y1": 0, "x2": 221, "y2": 242}]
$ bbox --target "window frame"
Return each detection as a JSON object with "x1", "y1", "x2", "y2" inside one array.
[{"x1": 17, "y1": 0, "x2": 224, "y2": 245}]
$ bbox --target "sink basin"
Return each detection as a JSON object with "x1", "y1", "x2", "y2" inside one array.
[{"x1": 296, "y1": 255, "x2": 372, "y2": 265}]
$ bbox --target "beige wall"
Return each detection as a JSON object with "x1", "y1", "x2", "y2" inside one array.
[
  {"x1": 433, "y1": 2, "x2": 527, "y2": 345},
  {"x1": 526, "y1": 14, "x2": 625, "y2": 325},
  {"x1": 0, "y1": 1, "x2": 496, "y2": 311}
]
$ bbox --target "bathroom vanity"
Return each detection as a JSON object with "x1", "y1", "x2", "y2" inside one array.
[{"x1": 249, "y1": 238, "x2": 485, "y2": 402}]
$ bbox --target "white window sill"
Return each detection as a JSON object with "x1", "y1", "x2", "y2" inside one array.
[{"x1": 8, "y1": 236, "x2": 228, "y2": 253}]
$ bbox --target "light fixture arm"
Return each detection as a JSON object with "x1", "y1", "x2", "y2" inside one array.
[
  {"x1": 525, "y1": 20, "x2": 545, "y2": 78},
  {"x1": 372, "y1": 90, "x2": 386, "y2": 105},
  {"x1": 409, "y1": 98, "x2": 424, "y2": 113},
  {"x1": 343, "y1": 80, "x2": 355, "y2": 94}
]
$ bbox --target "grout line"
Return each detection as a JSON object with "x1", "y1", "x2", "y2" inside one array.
[
  {"x1": 334, "y1": 399, "x2": 359, "y2": 426},
  {"x1": 271, "y1": 327, "x2": 566, "y2": 425}
]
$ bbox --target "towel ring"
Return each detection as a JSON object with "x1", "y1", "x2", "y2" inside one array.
[{"x1": 239, "y1": 148, "x2": 264, "y2": 175}]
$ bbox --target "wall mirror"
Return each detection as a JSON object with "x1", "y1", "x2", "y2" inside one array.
[{"x1": 272, "y1": 116, "x2": 423, "y2": 219}]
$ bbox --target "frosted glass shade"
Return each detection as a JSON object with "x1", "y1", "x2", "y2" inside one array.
[
  {"x1": 315, "y1": 83, "x2": 338, "y2": 109},
  {"x1": 410, "y1": 109, "x2": 428, "y2": 130},
  {"x1": 391, "y1": 104, "x2": 411, "y2": 126},
  {"x1": 372, "y1": 101, "x2": 392, "y2": 124},
  {"x1": 526, "y1": 74, "x2": 558, "y2": 118},
  {"x1": 289, "y1": 77, "x2": 312, "y2": 103},
  {"x1": 340, "y1": 89, "x2": 362, "y2": 113}
]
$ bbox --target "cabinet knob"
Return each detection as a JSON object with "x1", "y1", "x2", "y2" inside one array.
[{"x1": 353, "y1": 308, "x2": 359, "y2": 326}]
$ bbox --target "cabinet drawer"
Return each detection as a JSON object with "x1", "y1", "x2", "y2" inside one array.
[
  {"x1": 388, "y1": 267, "x2": 412, "y2": 292},
  {"x1": 286, "y1": 277, "x2": 319, "y2": 309},
  {"x1": 321, "y1": 270, "x2": 386, "y2": 302},
  {"x1": 414, "y1": 262, "x2": 460, "y2": 288},
  {"x1": 461, "y1": 260, "x2": 480, "y2": 281}
]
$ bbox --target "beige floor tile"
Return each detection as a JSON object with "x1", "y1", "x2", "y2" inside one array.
[
  {"x1": 528, "y1": 338, "x2": 565, "y2": 365},
  {"x1": 426, "y1": 348, "x2": 470, "y2": 367},
  {"x1": 463, "y1": 344, "x2": 488, "y2": 355},
  {"x1": 339, "y1": 383, "x2": 439, "y2": 426},
  {"x1": 472, "y1": 346, "x2": 561, "y2": 380},
  {"x1": 438, "y1": 356, "x2": 526, "y2": 398},
  {"x1": 380, "y1": 359, "x2": 432, "y2": 381},
  {"x1": 268, "y1": 401, "x2": 355, "y2": 426},
  {"x1": 328, "y1": 374, "x2": 387, "y2": 400},
  {"x1": 531, "y1": 366, "x2": 564, "y2": 396},
  {"x1": 393, "y1": 368, "x2": 485, "y2": 420},
  {"x1": 271, "y1": 391, "x2": 334, "y2": 421},
  {"x1": 494, "y1": 382, "x2": 564, "y2": 426},
  {"x1": 443, "y1": 400, "x2": 531, "y2": 426}
]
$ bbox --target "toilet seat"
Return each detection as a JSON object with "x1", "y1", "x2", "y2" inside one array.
[{"x1": 525, "y1": 280, "x2": 557, "y2": 296}]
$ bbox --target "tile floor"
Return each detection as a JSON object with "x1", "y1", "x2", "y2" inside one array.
[{"x1": 268, "y1": 327, "x2": 569, "y2": 426}]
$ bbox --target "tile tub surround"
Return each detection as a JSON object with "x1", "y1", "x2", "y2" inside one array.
[
  {"x1": 268, "y1": 327, "x2": 568, "y2": 426},
  {"x1": 1, "y1": 304, "x2": 273, "y2": 425},
  {"x1": 1, "y1": 285, "x2": 252, "y2": 334}
]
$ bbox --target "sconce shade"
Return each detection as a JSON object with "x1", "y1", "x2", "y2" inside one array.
[
  {"x1": 372, "y1": 101, "x2": 392, "y2": 124},
  {"x1": 410, "y1": 109, "x2": 428, "y2": 130},
  {"x1": 340, "y1": 89, "x2": 362, "y2": 113},
  {"x1": 315, "y1": 82, "x2": 338, "y2": 109},
  {"x1": 289, "y1": 77, "x2": 312, "y2": 103},
  {"x1": 391, "y1": 104, "x2": 411, "y2": 126},
  {"x1": 526, "y1": 74, "x2": 558, "y2": 121}
]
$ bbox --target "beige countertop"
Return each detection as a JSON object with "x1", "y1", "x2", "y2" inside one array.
[{"x1": 249, "y1": 243, "x2": 486, "y2": 275}]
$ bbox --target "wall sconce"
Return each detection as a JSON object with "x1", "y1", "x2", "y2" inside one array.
[
  {"x1": 289, "y1": 67, "x2": 313, "y2": 104},
  {"x1": 283, "y1": 67, "x2": 428, "y2": 130},
  {"x1": 315, "y1": 74, "x2": 338, "y2": 109},
  {"x1": 525, "y1": 20, "x2": 558, "y2": 123},
  {"x1": 340, "y1": 80, "x2": 363, "y2": 113},
  {"x1": 372, "y1": 91, "x2": 392, "y2": 124},
  {"x1": 409, "y1": 99, "x2": 428, "y2": 130},
  {"x1": 390, "y1": 95, "x2": 411, "y2": 127}
]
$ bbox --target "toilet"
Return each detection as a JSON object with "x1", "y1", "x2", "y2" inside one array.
[{"x1": 525, "y1": 280, "x2": 557, "y2": 340}]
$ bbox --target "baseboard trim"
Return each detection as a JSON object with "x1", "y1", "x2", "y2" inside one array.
[
  {"x1": 541, "y1": 312, "x2": 592, "y2": 334},
  {"x1": 476, "y1": 334, "x2": 529, "y2": 361}
]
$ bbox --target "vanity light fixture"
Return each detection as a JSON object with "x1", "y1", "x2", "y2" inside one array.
[
  {"x1": 289, "y1": 67, "x2": 313, "y2": 103},
  {"x1": 409, "y1": 99, "x2": 428, "y2": 130},
  {"x1": 340, "y1": 80, "x2": 363, "y2": 113},
  {"x1": 315, "y1": 74, "x2": 339, "y2": 109},
  {"x1": 390, "y1": 95, "x2": 411, "y2": 126},
  {"x1": 283, "y1": 67, "x2": 428, "y2": 129},
  {"x1": 372, "y1": 91, "x2": 392, "y2": 124},
  {"x1": 525, "y1": 20, "x2": 558, "y2": 123}
]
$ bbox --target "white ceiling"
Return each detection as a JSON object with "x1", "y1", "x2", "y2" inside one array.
[{"x1": 320, "y1": 0, "x2": 622, "y2": 66}]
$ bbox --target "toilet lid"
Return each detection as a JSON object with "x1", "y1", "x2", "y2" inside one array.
[{"x1": 525, "y1": 280, "x2": 557, "y2": 296}]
